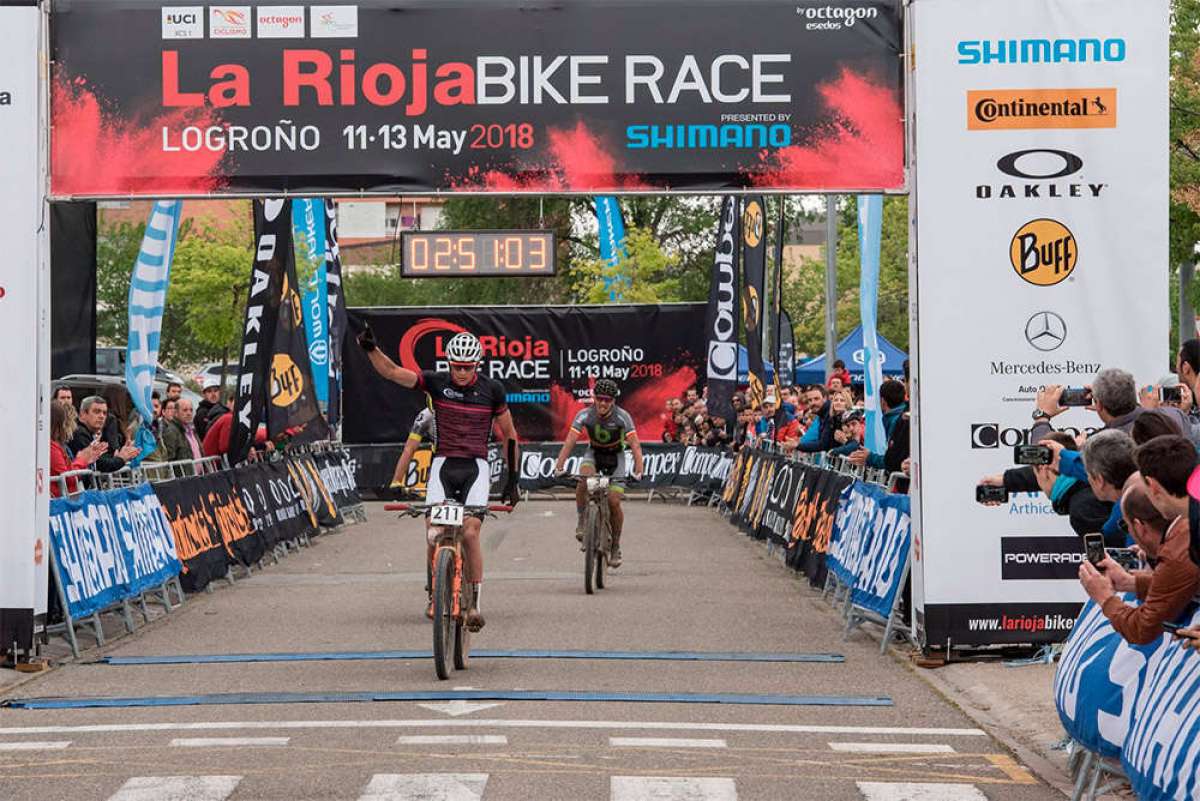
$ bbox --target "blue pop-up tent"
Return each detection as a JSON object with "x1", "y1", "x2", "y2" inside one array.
[{"x1": 791, "y1": 325, "x2": 906, "y2": 386}]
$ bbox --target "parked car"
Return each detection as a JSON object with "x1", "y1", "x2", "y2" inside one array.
[
  {"x1": 192, "y1": 361, "x2": 238, "y2": 390},
  {"x1": 95, "y1": 346, "x2": 188, "y2": 387},
  {"x1": 55, "y1": 374, "x2": 201, "y2": 412}
]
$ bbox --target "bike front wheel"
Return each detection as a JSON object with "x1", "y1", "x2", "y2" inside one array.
[{"x1": 432, "y1": 548, "x2": 455, "y2": 680}]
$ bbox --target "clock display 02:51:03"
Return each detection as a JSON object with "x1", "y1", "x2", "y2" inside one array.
[{"x1": 401, "y1": 231, "x2": 556, "y2": 277}]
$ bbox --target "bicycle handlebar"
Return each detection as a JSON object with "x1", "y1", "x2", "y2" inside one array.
[{"x1": 384, "y1": 502, "x2": 514, "y2": 515}]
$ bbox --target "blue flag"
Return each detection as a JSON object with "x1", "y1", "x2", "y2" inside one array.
[
  {"x1": 125, "y1": 201, "x2": 183, "y2": 464},
  {"x1": 595, "y1": 196, "x2": 628, "y2": 301},
  {"x1": 293, "y1": 199, "x2": 329, "y2": 408},
  {"x1": 858, "y1": 195, "x2": 886, "y2": 453}
]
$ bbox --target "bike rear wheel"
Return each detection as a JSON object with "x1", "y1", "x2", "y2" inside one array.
[
  {"x1": 453, "y1": 582, "x2": 472, "y2": 671},
  {"x1": 595, "y1": 503, "x2": 607, "y2": 590},
  {"x1": 583, "y1": 505, "x2": 597, "y2": 595},
  {"x1": 432, "y1": 548, "x2": 455, "y2": 680}
]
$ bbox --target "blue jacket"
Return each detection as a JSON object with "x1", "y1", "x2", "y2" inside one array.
[{"x1": 866, "y1": 403, "x2": 907, "y2": 469}]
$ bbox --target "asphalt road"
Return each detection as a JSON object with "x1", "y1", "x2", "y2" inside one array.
[{"x1": 0, "y1": 500, "x2": 1061, "y2": 801}]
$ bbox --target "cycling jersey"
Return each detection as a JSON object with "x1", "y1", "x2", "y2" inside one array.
[
  {"x1": 570, "y1": 404, "x2": 636, "y2": 451},
  {"x1": 408, "y1": 407, "x2": 437, "y2": 446},
  {"x1": 415, "y1": 370, "x2": 507, "y2": 460}
]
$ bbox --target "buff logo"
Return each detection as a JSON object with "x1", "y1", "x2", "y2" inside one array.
[{"x1": 706, "y1": 199, "x2": 739, "y2": 382}]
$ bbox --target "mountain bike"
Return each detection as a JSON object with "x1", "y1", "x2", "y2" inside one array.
[
  {"x1": 566, "y1": 474, "x2": 615, "y2": 595},
  {"x1": 385, "y1": 501, "x2": 512, "y2": 680}
]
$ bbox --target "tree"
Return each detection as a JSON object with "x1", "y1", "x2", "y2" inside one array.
[
  {"x1": 574, "y1": 227, "x2": 683, "y2": 304},
  {"x1": 1171, "y1": 0, "x2": 1200, "y2": 355}
]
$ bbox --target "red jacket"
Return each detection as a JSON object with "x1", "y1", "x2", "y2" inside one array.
[
  {"x1": 50, "y1": 440, "x2": 92, "y2": 498},
  {"x1": 202, "y1": 412, "x2": 267, "y2": 458}
]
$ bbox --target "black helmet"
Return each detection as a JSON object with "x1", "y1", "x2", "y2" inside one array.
[{"x1": 594, "y1": 378, "x2": 620, "y2": 399}]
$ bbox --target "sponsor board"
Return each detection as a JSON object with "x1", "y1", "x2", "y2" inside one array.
[
  {"x1": 1010, "y1": 218, "x2": 1076, "y2": 286},
  {"x1": 1001, "y1": 536, "x2": 1086, "y2": 580},
  {"x1": 162, "y1": 6, "x2": 204, "y2": 38},
  {"x1": 976, "y1": 148, "x2": 1106, "y2": 201},
  {"x1": 311, "y1": 5, "x2": 358, "y2": 38},
  {"x1": 210, "y1": 6, "x2": 251, "y2": 38},
  {"x1": 256, "y1": 5, "x2": 305, "y2": 38},
  {"x1": 968, "y1": 88, "x2": 1116, "y2": 130}
]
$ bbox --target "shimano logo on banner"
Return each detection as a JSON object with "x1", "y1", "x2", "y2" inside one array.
[
  {"x1": 706, "y1": 199, "x2": 739, "y2": 382},
  {"x1": 958, "y1": 38, "x2": 1126, "y2": 65}
]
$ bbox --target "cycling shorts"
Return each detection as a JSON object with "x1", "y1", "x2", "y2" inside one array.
[
  {"x1": 581, "y1": 448, "x2": 627, "y2": 494},
  {"x1": 427, "y1": 456, "x2": 490, "y2": 514}
]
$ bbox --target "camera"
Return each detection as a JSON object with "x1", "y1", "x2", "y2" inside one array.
[
  {"x1": 976, "y1": 485, "x2": 1008, "y2": 504},
  {"x1": 888, "y1": 473, "x2": 910, "y2": 494},
  {"x1": 1014, "y1": 444, "x2": 1053, "y2": 466},
  {"x1": 1060, "y1": 387, "x2": 1093, "y2": 407},
  {"x1": 1083, "y1": 533, "x2": 1106, "y2": 567},
  {"x1": 1159, "y1": 386, "x2": 1184, "y2": 404}
]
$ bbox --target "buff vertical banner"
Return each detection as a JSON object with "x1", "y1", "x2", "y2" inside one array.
[
  {"x1": 48, "y1": 1, "x2": 904, "y2": 197},
  {"x1": 269, "y1": 218, "x2": 331, "y2": 445},
  {"x1": 323, "y1": 199, "x2": 347, "y2": 429},
  {"x1": 703, "y1": 197, "x2": 741, "y2": 422},
  {"x1": 230, "y1": 200, "x2": 290, "y2": 464},
  {"x1": 912, "y1": 0, "x2": 1168, "y2": 647},
  {"x1": 741, "y1": 196, "x2": 768, "y2": 407}
]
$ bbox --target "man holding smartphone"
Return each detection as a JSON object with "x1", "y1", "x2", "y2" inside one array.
[
  {"x1": 1031, "y1": 369, "x2": 1143, "y2": 444},
  {"x1": 1077, "y1": 471, "x2": 1199, "y2": 645}
]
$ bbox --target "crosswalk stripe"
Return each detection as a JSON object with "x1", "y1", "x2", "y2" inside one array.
[
  {"x1": 611, "y1": 776, "x2": 737, "y2": 801},
  {"x1": 829, "y1": 742, "x2": 955, "y2": 754},
  {"x1": 0, "y1": 741, "x2": 71, "y2": 751},
  {"x1": 170, "y1": 737, "x2": 289, "y2": 748},
  {"x1": 609, "y1": 737, "x2": 727, "y2": 749},
  {"x1": 395, "y1": 736, "x2": 507, "y2": 745},
  {"x1": 856, "y1": 782, "x2": 988, "y2": 801},
  {"x1": 106, "y1": 776, "x2": 241, "y2": 801},
  {"x1": 359, "y1": 773, "x2": 488, "y2": 801}
]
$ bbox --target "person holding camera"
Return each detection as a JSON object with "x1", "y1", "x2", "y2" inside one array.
[
  {"x1": 977, "y1": 431, "x2": 1112, "y2": 537},
  {"x1": 1077, "y1": 472, "x2": 1199, "y2": 645},
  {"x1": 1032, "y1": 370, "x2": 1142, "y2": 446},
  {"x1": 1077, "y1": 436, "x2": 1200, "y2": 644}
]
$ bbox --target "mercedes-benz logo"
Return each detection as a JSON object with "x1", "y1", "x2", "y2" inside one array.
[{"x1": 1024, "y1": 311, "x2": 1067, "y2": 352}]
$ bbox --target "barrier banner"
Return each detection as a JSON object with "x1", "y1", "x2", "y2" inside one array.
[
  {"x1": 911, "y1": 0, "x2": 1169, "y2": 647},
  {"x1": 47, "y1": 485, "x2": 182, "y2": 620},
  {"x1": 289, "y1": 456, "x2": 343, "y2": 529},
  {"x1": 153, "y1": 471, "x2": 259, "y2": 591},
  {"x1": 675, "y1": 446, "x2": 735, "y2": 491},
  {"x1": 1055, "y1": 602, "x2": 1200, "y2": 800},
  {"x1": 757, "y1": 456, "x2": 805, "y2": 544},
  {"x1": 842, "y1": 484, "x2": 911, "y2": 620},
  {"x1": 312, "y1": 451, "x2": 363, "y2": 511},
  {"x1": 787, "y1": 465, "x2": 853, "y2": 584},
  {"x1": 230, "y1": 462, "x2": 316, "y2": 548},
  {"x1": 343, "y1": 304, "x2": 705, "y2": 443},
  {"x1": 50, "y1": 0, "x2": 903, "y2": 197}
]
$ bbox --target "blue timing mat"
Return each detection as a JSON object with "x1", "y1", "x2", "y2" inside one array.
[
  {"x1": 4, "y1": 689, "x2": 891, "y2": 711},
  {"x1": 98, "y1": 649, "x2": 845, "y2": 666}
]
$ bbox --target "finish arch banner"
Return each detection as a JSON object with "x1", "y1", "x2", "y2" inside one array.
[
  {"x1": 910, "y1": 0, "x2": 1168, "y2": 647},
  {"x1": 341, "y1": 304, "x2": 706, "y2": 444},
  {"x1": 49, "y1": 0, "x2": 903, "y2": 196}
]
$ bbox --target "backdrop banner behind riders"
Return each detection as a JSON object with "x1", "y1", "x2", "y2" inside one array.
[
  {"x1": 49, "y1": 0, "x2": 904, "y2": 197},
  {"x1": 342, "y1": 304, "x2": 706, "y2": 444}
]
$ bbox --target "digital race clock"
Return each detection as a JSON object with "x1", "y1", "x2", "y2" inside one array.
[{"x1": 401, "y1": 231, "x2": 556, "y2": 277}]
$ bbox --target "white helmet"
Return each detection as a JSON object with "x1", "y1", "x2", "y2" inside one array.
[{"x1": 445, "y1": 331, "x2": 482, "y2": 364}]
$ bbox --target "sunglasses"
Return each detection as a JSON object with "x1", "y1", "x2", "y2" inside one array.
[
  {"x1": 450, "y1": 363, "x2": 476, "y2": 372},
  {"x1": 595, "y1": 395, "x2": 614, "y2": 403}
]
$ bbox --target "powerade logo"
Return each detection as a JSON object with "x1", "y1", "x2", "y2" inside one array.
[{"x1": 958, "y1": 38, "x2": 1126, "y2": 65}]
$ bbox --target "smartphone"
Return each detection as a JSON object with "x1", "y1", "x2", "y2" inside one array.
[
  {"x1": 1061, "y1": 387, "x2": 1093, "y2": 407},
  {"x1": 889, "y1": 473, "x2": 910, "y2": 494},
  {"x1": 1014, "y1": 444, "x2": 1053, "y2": 466},
  {"x1": 976, "y1": 485, "x2": 1008, "y2": 503},
  {"x1": 1160, "y1": 386, "x2": 1184, "y2": 404},
  {"x1": 1106, "y1": 548, "x2": 1141, "y2": 571},
  {"x1": 1084, "y1": 533, "x2": 1106, "y2": 567}
]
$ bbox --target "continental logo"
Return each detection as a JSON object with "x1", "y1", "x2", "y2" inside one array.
[
  {"x1": 742, "y1": 200, "x2": 763, "y2": 248},
  {"x1": 968, "y1": 88, "x2": 1116, "y2": 130},
  {"x1": 1010, "y1": 218, "x2": 1076, "y2": 286}
]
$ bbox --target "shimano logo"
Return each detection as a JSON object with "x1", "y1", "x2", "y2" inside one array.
[{"x1": 958, "y1": 38, "x2": 1125, "y2": 65}]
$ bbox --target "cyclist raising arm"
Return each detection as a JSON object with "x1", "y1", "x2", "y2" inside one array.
[
  {"x1": 553, "y1": 378, "x2": 644, "y2": 567},
  {"x1": 358, "y1": 324, "x2": 520, "y2": 631}
]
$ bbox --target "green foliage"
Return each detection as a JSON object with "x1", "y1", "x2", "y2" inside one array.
[
  {"x1": 1173, "y1": 0, "x2": 1200, "y2": 339},
  {"x1": 575, "y1": 227, "x2": 682, "y2": 304},
  {"x1": 782, "y1": 196, "x2": 909, "y2": 357}
]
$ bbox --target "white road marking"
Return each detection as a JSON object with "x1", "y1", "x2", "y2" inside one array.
[
  {"x1": 612, "y1": 776, "x2": 737, "y2": 801},
  {"x1": 0, "y1": 740, "x2": 71, "y2": 751},
  {"x1": 610, "y1": 737, "x2": 727, "y2": 749},
  {"x1": 170, "y1": 737, "x2": 289, "y2": 748},
  {"x1": 106, "y1": 776, "x2": 241, "y2": 801},
  {"x1": 857, "y1": 782, "x2": 988, "y2": 801},
  {"x1": 395, "y1": 735, "x2": 508, "y2": 745},
  {"x1": 0, "y1": 719, "x2": 987, "y2": 738},
  {"x1": 416, "y1": 701, "x2": 506, "y2": 717},
  {"x1": 830, "y1": 742, "x2": 956, "y2": 754},
  {"x1": 359, "y1": 773, "x2": 487, "y2": 801}
]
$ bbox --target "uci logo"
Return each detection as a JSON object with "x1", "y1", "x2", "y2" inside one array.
[
  {"x1": 1010, "y1": 218, "x2": 1076, "y2": 286},
  {"x1": 742, "y1": 201, "x2": 763, "y2": 248}
]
